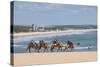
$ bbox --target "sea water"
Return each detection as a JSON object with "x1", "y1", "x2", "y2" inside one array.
[{"x1": 12, "y1": 31, "x2": 97, "y2": 53}]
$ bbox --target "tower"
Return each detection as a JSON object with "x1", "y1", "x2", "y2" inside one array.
[{"x1": 32, "y1": 24, "x2": 35, "y2": 32}]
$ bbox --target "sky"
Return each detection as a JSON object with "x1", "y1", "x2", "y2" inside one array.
[{"x1": 13, "y1": 1, "x2": 97, "y2": 26}]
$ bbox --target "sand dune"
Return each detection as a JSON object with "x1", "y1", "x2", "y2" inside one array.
[{"x1": 11, "y1": 51, "x2": 97, "y2": 66}]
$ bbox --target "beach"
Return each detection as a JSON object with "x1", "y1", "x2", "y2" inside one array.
[
  {"x1": 11, "y1": 29, "x2": 97, "y2": 66},
  {"x1": 11, "y1": 52, "x2": 97, "y2": 66},
  {"x1": 13, "y1": 29, "x2": 97, "y2": 37}
]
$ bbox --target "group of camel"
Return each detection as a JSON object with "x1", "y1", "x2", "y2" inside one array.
[{"x1": 26, "y1": 39, "x2": 80, "y2": 53}]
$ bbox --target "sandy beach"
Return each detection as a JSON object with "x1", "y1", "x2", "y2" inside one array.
[
  {"x1": 11, "y1": 52, "x2": 97, "y2": 66},
  {"x1": 13, "y1": 29, "x2": 97, "y2": 37},
  {"x1": 11, "y1": 29, "x2": 97, "y2": 66}
]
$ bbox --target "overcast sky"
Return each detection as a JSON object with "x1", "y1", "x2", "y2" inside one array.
[{"x1": 13, "y1": 1, "x2": 97, "y2": 26}]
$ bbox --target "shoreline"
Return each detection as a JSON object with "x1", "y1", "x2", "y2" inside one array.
[
  {"x1": 11, "y1": 51, "x2": 97, "y2": 66},
  {"x1": 13, "y1": 29, "x2": 97, "y2": 37}
]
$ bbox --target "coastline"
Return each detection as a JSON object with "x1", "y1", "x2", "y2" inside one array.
[
  {"x1": 11, "y1": 51, "x2": 97, "y2": 66},
  {"x1": 11, "y1": 29, "x2": 97, "y2": 66},
  {"x1": 13, "y1": 29, "x2": 97, "y2": 37}
]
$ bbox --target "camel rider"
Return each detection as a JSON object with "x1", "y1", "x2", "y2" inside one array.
[
  {"x1": 39, "y1": 40, "x2": 45, "y2": 46},
  {"x1": 31, "y1": 40, "x2": 35, "y2": 45},
  {"x1": 67, "y1": 40, "x2": 72, "y2": 44},
  {"x1": 41, "y1": 40, "x2": 44, "y2": 44},
  {"x1": 54, "y1": 39, "x2": 58, "y2": 46},
  {"x1": 67, "y1": 40, "x2": 73, "y2": 47}
]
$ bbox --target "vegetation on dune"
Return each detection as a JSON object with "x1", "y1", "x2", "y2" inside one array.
[
  {"x1": 11, "y1": 25, "x2": 97, "y2": 33},
  {"x1": 11, "y1": 25, "x2": 32, "y2": 33}
]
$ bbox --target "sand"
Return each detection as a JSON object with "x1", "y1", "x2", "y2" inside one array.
[
  {"x1": 11, "y1": 52, "x2": 97, "y2": 66},
  {"x1": 13, "y1": 29, "x2": 97, "y2": 37}
]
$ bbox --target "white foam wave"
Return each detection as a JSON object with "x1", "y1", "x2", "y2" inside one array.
[
  {"x1": 74, "y1": 46, "x2": 93, "y2": 49},
  {"x1": 13, "y1": 44, "x2": 24, "y2": 47},
  {"x1": 14, "y1": 31, "x2": 89, "y2": 43}
]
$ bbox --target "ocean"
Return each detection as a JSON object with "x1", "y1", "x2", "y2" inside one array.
[{"x1": 12, "y1": 30, "x2": 97, "y2": 53}]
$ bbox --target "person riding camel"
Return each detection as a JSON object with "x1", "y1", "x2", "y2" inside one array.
[
  {"x1": 31, "y1": 40, "x2": 37, "y2": 46},
  {"x1": 39, "y1": 40, "x2": 45, "y2": 46},
  {"x1": 53, "y1": 39, "x2": 58, "y2": 45},
  {"x1": 31, "y1": 40, "x2": 35, "y2": 44},
  {"x1": 67, "y1": 40, "x2": 74, "y2": 48}
]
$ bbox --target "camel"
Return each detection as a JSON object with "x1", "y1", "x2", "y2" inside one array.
[
  {"x1": 26, "y1": 40, "x2": 48, "y2": 53},
  {"x1": 50, "y1": 39, "x2": 63, "y2": 52},
  {"x1": 26, "y1": 41, "x2": 37, "y2": 53},
  {"x1": 64, "y1": 40, "x2": 80, "y2": 52}
]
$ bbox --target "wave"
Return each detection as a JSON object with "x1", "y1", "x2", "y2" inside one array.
[
  {"x1": 74, "y1": 46, "x2": 94, "y2": 49},
  {"x1": 14, "y1": 31, "x2": 89, "y2": 43},
  {"x1": 13, "y1": 44, "x2": 24, "y2": 47}
]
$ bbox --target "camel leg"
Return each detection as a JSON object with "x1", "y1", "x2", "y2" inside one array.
[
  {"x1": 36, "y1": 47, "x2": 39, "y2": 53},
  {"x1": 26, "y1": 47, "x2": 31, "y2": 53},
  {"x1": 38, "y1": 47, "x2": 42, "y2": 53},
  {"x1": 70, "y1": 48, "x2": 73, "y2": 52},
  {"x1": 59, "y1": 46, "x2": 63, "y2": 52},
  {"x1": 47, "y1": 48, "x2": 48, "y2": 52},
  {"x1": 29, "y1": 48, "x2": 31, "y2": 53},
  {"x1": 36, "y1": 48, "x2": 39, "y2": 52},
  {"x1": 43, "y1": 48, "x2": 46, "y2": 52},
  {"x1": 69, "y1": 48, "x2": 72, "y2": 52},
  {"x1": 34, "y1": 48, "x2": 36, "y2": 52},
  {"x1": 60, "y1": 47, "x2": 62, "y2": 52},
  {"x1": 51, "y1": 46, "x2": 54, "y2": 52},
  {"x1": 63, "y1": 48, "x2": 66, "y2": 51},
  {"x1": 26, "y1": 48, "x2": 28, "y2": 52},
  {"x1": 37, "y1": 49, "x2": 39, "y2": 53},
  {"x1": 64, "y1": 46, "x2": 67, "y2": 52},
  {"x1": 44, "y1": 47, "x2": 48, "y2": 52},
  {"x1": 35, "y1": 48, "x2": 38, "y2": 52},
  {"x1": 38, "y1": 48, "x2": 40, "y2": 53},
  {"x1": 57, "y1": 47, "x2": 60, "y2": 52},
  {"x1": 45, "y1": 47, "x2": 48, "y2": 52}
]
